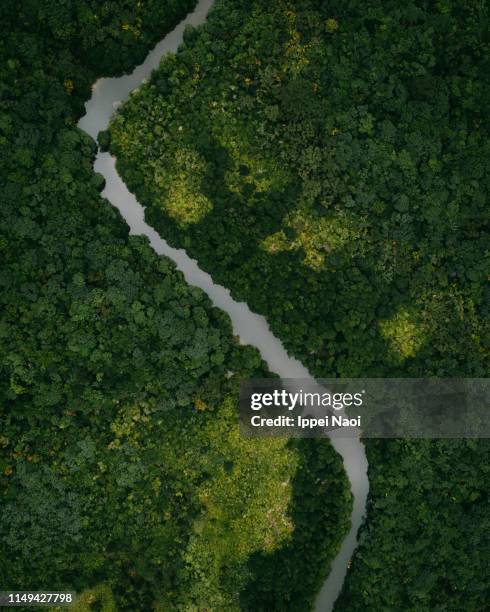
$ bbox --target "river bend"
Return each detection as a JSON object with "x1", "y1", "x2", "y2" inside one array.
[{"x1": 78, "y1": 1, "x2": 369, "y2": 609}]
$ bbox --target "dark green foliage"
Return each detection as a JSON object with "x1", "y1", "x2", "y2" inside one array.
[
  {"x1": 0, "y1": 1, "x2": 351, "y2": 609},
  {"x1": 336, "y1": 439, "x2": 490, "y2": 612},
  {"x1": 109, "y1": 0, "x2": 490, "y2": 608},
  {"x1": 98, "y1": 130, "x2": 111, "y2": 152}
]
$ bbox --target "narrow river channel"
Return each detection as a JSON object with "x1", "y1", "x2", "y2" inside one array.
[{"x1": 78, "y1": 1, "x2": 369, "y2": 608}]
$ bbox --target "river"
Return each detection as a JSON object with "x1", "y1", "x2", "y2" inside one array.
[{"x1": 77, "y1": 1, "x2": 369, "y2": 609}]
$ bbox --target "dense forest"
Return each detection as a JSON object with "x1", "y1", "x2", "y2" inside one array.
[
  {"x1": 108, "y1": 0, "x2": 490, "y2": 609},
  {"x1": 0, "y1": 1, "x2": 352, "y2": 610}
]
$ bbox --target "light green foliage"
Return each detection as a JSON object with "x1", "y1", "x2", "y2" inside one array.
[
  {"x1": 157, "y1": 146, "x2": 213, "y2": 226},
  {"x1": 379, "y1": 307, "x2": 423, "y2": 362},
  {"x1": 70, "y1": 584, "x2": 116, "y2": 612}
]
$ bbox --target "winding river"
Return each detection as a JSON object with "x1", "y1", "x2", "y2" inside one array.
[{"x1": 78, "y1": 1, "x2": 369, "y2": 609}]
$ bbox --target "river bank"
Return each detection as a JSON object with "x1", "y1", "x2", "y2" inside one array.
[{"x1": 78, "y1": 1, "x2": 369, "y2": 608}]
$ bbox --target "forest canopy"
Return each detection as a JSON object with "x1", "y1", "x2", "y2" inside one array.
[
  {"x1": 0, "y1": 0, "x2": 351, "y2": 609},
  {"x1": 108, "y1": 0, "x2": 490, "y2": 609}
]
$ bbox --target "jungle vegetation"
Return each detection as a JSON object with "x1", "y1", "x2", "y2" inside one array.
[
  {"x1": 0, "y1": 1, "x2": 351, "y2": 610},
  {"x1": 108, "y1": 0, "x2": 490, "y2": 609}
]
